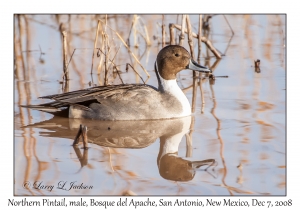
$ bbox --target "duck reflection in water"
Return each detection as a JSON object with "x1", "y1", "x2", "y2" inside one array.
[{"x1": 25, "y1": 116, "x2": 216, "y2": 181}]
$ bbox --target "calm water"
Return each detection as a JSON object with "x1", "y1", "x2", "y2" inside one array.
[{"x1": 14, "y1": 14, "x2": 286, "y2": 195}]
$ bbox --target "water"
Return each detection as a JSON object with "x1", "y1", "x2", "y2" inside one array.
[{"x1": 14, "y1": 14, "x2": 285, "y2": 195}]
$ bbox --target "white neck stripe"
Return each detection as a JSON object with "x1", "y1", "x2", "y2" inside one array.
[{"x1": 155, "y1": 60, "x2": 191, "y2": 117}]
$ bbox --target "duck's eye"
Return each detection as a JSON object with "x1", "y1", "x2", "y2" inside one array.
[{"x1": 175, "y1": 53, "x2": 180, "y2": 57}]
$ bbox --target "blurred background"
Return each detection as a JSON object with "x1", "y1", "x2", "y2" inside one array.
[{"x1": 14, "y1": 14, "x2": 286, "y2": 195}]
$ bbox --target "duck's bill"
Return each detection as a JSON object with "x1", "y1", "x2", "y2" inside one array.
[
  {"x1": 191, "y1": 159, "x2": 215, "y2": 169},
  {"x1": 186, "y1": 60, "x2": 212, "y2": 73}
]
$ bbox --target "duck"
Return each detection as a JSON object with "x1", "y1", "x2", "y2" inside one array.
[{"x1": 22, "y1": 45, "x2": 211, "y2": 120}]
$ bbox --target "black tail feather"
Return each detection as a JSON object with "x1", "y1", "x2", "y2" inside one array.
[{"x1": 21, "y1": 104, "x2": 70, "y2": 117}]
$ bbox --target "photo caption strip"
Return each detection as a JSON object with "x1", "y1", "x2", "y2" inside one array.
[{"x1": 7, "y1": 197, "x2": 294, "y2": 209}]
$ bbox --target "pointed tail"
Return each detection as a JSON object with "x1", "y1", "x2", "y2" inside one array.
[{"x1": 20, "y1": 104, "x2": 69, "y2": 117}]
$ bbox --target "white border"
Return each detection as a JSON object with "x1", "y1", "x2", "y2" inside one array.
[{"x1": 2, "y1": 0, "x2": 297, "y2": 209}]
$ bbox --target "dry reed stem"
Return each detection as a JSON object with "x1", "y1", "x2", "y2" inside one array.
[
  {"x1": 169, "y1": 23, "x2": 175, "y2": 45},
  {"x1": 210, "y1": 58, "x2": 221, "y2": 71},
  {"x1": 198, "y1": 15, "x2": 202, "y2": 63},
  {"x1": 186, "y1": 15, "x2": 194, "y2": 59},
  {"x1": 222, "y1": 33, "x2": 234, "y2": 56},
  {"x1": 128, "y1": 15, "x2": 151, "y2": 47},
  {"x1": 99, "y1": 19, "x2": 150, "y2": 77},
  {"x1": 141, "y1": 20, "x2": 151, "y2": 46},
  {"x1": 199, "y1": 75, "x2": 205, "y2": 113},
  {"x1": 181, "y1": 84, "x2": 193, "y2": 93},
  {"x1": 133, "y1": 15, "x2": 138, "y2": 47},
  {"x1": 90, "y1": 20, "x2": 101, "y2": 74},
  {"x1": 188, "y1": 76, "x2": 198, "y2": 158},
  {"x1": 186, "y1": 15, "x2": 198, "y2": 113},
  {"x1": 171, "y1": 24, "x2": 222, "y2": 59},
  {"x1": 126, "y1": 63, "x2": 145, "y2": 84},
  {"x1": 104, "y1": 33, "x2": 110, "y2": 85},
  {"x1": 104, "y1": 15, "x2": 110, "y2": 85},
  {"x1": 97, "y1": 31, "x2": 105, "y2": 75},
  {"x1": 108, "y1": 46, "x2": 120, "y2": 70},
  {"x1": 203, "y1": 15, "x2": 212, "y2": 29},
  {"x1": 61, "y1": 31, "x2": 69, "y2": 80},
  {"x1": 96, "y1": 48, "x2": 124, "y2": 84},
  {"x1": 223, "y1": 15, "x2": 234, "y2": 35},
  {"x1": 113, "y1": 66, "x2": 125, "y2": 84},
  {"x1": 179, "y1": 15, "x2": 187, "y2": 46},
  {"x1": 65, "y1": 49, "x2": 76, "y2": 71},
  {"x1": 191, "y1": 78, "x2": 198, "y2": 113},
  {"x1": 127, "y1": 16, "x2": 135, "y2": 46},
  {"x1": 127, "y1": 15, "x2": 139, "y2": 47},
  {"x1": 62, "y1": 80, "x2": 69, "y2": 93},
  {"x1": 162, "y1": 15, "x2": 165, "y2": 48},
  {"x1": 137, "y1": 26, "x2": 151, "y2": 46},
  {"x1": 61, "y1": 29, "x2": 69, "y2": 92},
  {"x1": 186, "y1": 15, "x2": 202, "y2": 150},
  {"x1": 187, "y1": 109, "x2": 196, "y2": 158},
  {"x1": 66, "y1": 17, "x2": 84, "y2": 89}
]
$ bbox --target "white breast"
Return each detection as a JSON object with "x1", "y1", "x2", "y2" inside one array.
[{"x1": 158, "y1": 72, "x2": 191, "y2": 117}]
